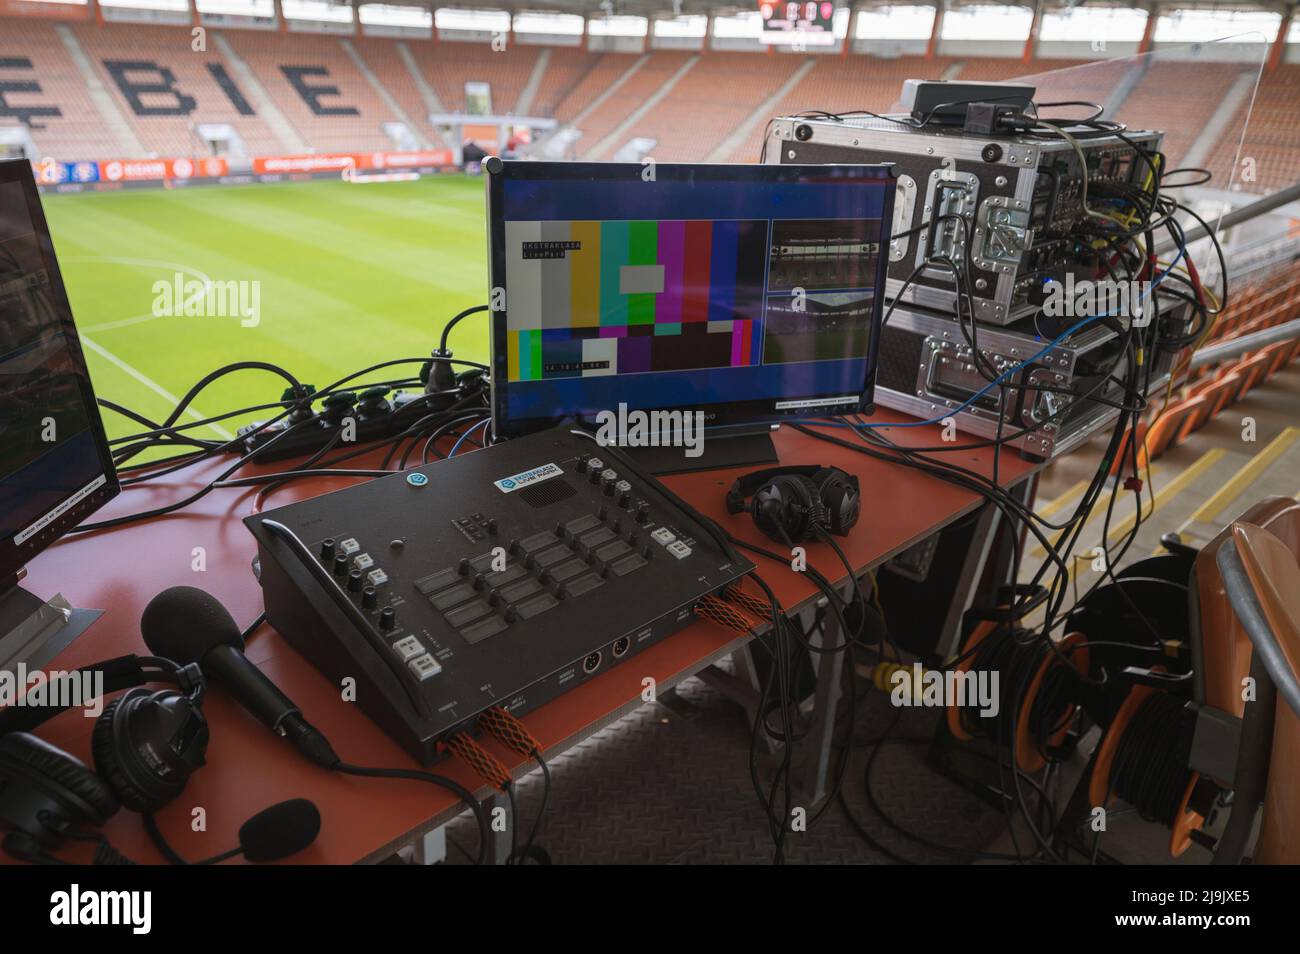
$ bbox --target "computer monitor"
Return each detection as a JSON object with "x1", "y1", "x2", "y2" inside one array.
[
  {"x1": 485, "y1": 159, "x2": 895, "y2": 444},
  {"x1": 0, "y1": 159, "x2": 118, "y2": 601}
]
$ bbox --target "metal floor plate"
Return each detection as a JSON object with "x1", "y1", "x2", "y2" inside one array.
[{"x1": 444, "y1": 665, "x2": 1013, "y2": 865}]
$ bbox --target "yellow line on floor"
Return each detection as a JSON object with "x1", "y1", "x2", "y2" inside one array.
[
  {"x1": 1030, "y1": 468, "x2": 1162, "y2": 559},
  {"x1": 1106, "y1": 448, "x2": 1226, "y2": 544},
  {"x1": 1189, "y1": 427, "x2": 1300, "y2": 526},
  {"x1": 1035, "y1": 478, "x2": 1091, "y2": 520}
]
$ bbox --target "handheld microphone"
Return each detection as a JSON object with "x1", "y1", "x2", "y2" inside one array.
[{"x1": 141, "y1": 586, "x2": 338, "y2": 769}]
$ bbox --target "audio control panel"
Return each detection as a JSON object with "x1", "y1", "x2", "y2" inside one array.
[{"x1": 246, "y1": 427, "x2": 752, "y2": 764}]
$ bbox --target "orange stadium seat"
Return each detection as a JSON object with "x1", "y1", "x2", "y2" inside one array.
[
  {"x1": 572, "y1": 50, "x2": 693, "y2": 157},
  {"x1": 0, "y1": 20, "x2": 122, "y2": 159},
  {"x1": 407, "y1": 41, "x2": 540, "y2": 116},
  {"x1": 70, "y1": 22, "x2": 286, "y2": 158},
  {"x1": 1116, "y1": 61, "x2": 1249, "y2": 171},
  {"x1": 625, "y1": 52, "x2": 802, "y2": 162},
  {"x1": 222, "y1": 29, "x2": 399, "y2": 153}
]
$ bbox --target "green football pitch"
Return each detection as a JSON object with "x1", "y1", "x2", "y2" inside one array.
[{"x1": 43, "y1": 175, "x2": 490, "y2": 445}]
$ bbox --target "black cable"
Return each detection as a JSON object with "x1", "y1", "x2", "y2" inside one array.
[
  {"x1": 332, "y1": 761, "x2": 490, "y2": 866},
  {"x1": 440, "y1": 304, "x2": 489, "y2": 353},
  {"x1": 509, "y1": 749, "x2": 550, "y2": 865}
]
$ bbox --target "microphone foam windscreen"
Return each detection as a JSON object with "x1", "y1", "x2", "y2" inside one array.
[
  {"x1": 239, "y1": 799, "x2": 322, "y2": 863},
  {"x1": 141, "y1": 585, "x2": 244, "y2": 663}
]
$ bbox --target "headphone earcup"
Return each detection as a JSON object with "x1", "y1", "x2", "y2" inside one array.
[
  {"x1": 814, "y1": 470, "x2": 861, "y2": 536},
  {"x1": 752, "y1": 476, "x2": 823, "y2": 542},
  {"x1": 0, "y1": 732, "x2": 119, "y2": 842},
  {"x1": 92, "y1": 690, "x2": 196, "y2": 814}
]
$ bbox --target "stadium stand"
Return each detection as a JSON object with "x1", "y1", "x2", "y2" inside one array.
[
  {"x1": 624, "y1": 51, "x2": 804, "y2": 162},
  {"x1": 2, "y1": 8, "x2": 1298, "y2": 188},
  {"x1": 526, "y1": 45, "x2": 602, "y2": 118},
  {"x1": 351, "y1": 36, "x2": 444, "y2": 147},
  {"x1": 70, "y1": 22, "x2": 287, "y2": 159},
  {"x1": 222, "y1": 28, "x2": 400, "y2": 153},
  {"x1": 551, "y1": 50, "x2": 642, "y2": 124},
  {"x1": 1202, "y1": 64, "x2": 1300, "y2": 194},
  {"x1": 1113, "y1": 60, "x2": 1252, "y2": 172},
  {"x1": 406, "y1": 40, "x2": 542, "y2": 116},
  {"x1": 0, "y1": 19, "x2": 122, "y2": 160},
  {"x1": 723, "y1": 53, "x2": 957, "y2": 161},
  {"x1": 570, "y1": 49, "x2": 695, "y2": 157},
  {"x1": 1115, "y1": 261, "x2": 1300, "y2": 466}
]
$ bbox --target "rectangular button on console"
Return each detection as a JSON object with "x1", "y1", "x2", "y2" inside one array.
[
  {"x1": 549, "y1": 559, "x2": 588, "y2": 582},
  {"x1": 392, "y1": 635, "x2": 425, "y2": 661},
  {"x1": 415, "y1": 568, "x2": 458, "y2": 595},
  {"x1": 533, "y1": 545, "x2": 569, "y2": 568},
  {"x1": 445, "y1": 599, "x2": 492, "y2": 628},
  {"x1": 651, "y1": 527, "x2": 676, "y2": 546},
  {"x1": 521, "y1": 530, "x2": 561, "y2": 553},
  {"x1": 610, "y1": 554, "x2": 647, "y2": 577},
  {"x1": 565, "y1": 574, "x2": 604, "y2": 598},
  {"x1": 579, "y1": 527, "x2": 616, "y2": 548},
  {"x1": 430, "y1": 582, "x2": 475, "y2": 610},
  {"x1": 483, "y1": 564, "x2": 527, "y2": 587},
  {"x1": 516, "y1": 594, "x2": 558, "y2": 619},
  {"x1": 596, "y1": 540, "x2": 632, "y2": 562},
  {"x1": 500, "y1": 579, "x2": 543, "y2": 604},
  {"x1": 460, "y1": 616, "x2": 508, "y2": 645},
  {"x1": 408, "y1": 654, "x2": 442, "y2": 681},
  {"x1": 563, "y1": 514, "x2": 601, "y2": 536}
]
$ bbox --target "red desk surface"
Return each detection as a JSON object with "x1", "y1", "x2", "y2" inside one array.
[{"x1": 15, "y1": 412, "x2": 1037, "y2": 863}]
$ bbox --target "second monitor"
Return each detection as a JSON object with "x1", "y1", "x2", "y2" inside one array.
[{"x1": 486, "y1": 159, "x2": 895, "y2": 464}]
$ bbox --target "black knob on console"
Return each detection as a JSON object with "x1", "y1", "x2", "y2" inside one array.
[
  {"x1": 458, "y1": 557, "x2": 472, "y2": 576},
  {"x1": 320, "y1": 538, "x2": 336, "y2": 560},
  {"x1": 348, "y1": 569, "x2": 364, "y2": 592},
  {"x1": 635, "y1": 504, "x2": 650, "y2": 525},
  {"x1": 361, "y1": 586, "x2": 378, "y2": 610},
  {"x1": 379, "y1": 607, "x2": 396, "y2": 631},
  {"x1": 333, "y1": 554, "x2": 349, "y2": 576}
]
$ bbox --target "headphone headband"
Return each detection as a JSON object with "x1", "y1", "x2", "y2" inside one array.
[
  {"x1": 725, "y1": 466, "x2": 826, "y2": 514},
  {"x1": 0, "y1": 654, "x2": 201, "y2": 736}
]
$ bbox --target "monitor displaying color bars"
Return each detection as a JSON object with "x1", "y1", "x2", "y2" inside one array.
[{"x1": 486, "y1": 160, "x2": 895, "y2": 438}]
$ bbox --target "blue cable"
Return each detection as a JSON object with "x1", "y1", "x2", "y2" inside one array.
[
  {"x1": 448, "y1": 418, "x2": 490, "y2": 457},
  {"x1": 854, "y1": 244, "x2": 1186, "y2": 430}
]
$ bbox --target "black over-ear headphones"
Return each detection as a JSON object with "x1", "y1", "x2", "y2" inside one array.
[
  {"x1": 725, "y1": 465, "x2": 861, "y2": 542},
  {"x1": 0, "y1": 654, "x2": 209, "y2": 854}
]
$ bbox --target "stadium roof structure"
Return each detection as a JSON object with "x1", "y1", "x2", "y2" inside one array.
[{"x1": 349, "y1": 0, "x2": 1296, "y2": 17}]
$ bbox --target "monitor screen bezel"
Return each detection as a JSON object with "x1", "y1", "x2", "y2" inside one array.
[
  {"x1": 485, "y1": 159, "x2": 896, "y2": 440},
  {"x1": 0, "y1": 159, "x2": 119, "y2": 586}
]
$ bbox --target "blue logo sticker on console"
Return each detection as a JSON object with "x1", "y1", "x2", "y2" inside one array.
[
  {"x1": 407, "y1": 473, "x2": 429, "y2": 487},
  {"x1": 494, "y1": 462, "x2": 562, "y2": 494}
]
